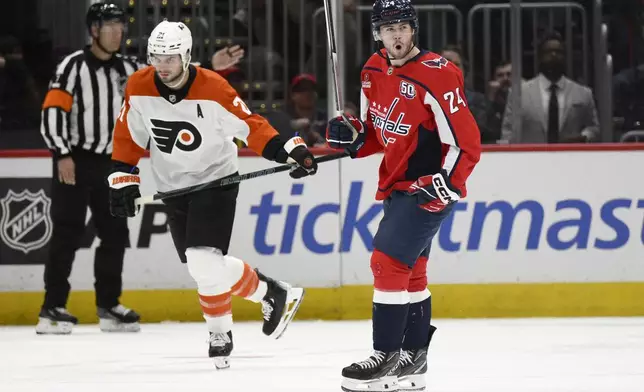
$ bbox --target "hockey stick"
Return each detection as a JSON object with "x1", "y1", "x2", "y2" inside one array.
[
  {"x1": 323, "y1": 0, "x2": 357, "y2": 133},
  {"x1": 134, "y1": 151, "x2": 348, "y2": 206}
]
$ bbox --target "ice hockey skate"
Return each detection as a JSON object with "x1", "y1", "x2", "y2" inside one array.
[
  {"x1": 397, "y1": 347, "x2": 428, "y2": 391},
  {"x1": 255, "y1": 269, "x2": 305, "y2": 339},
  {"x1": 35, "y1": 307, "x2": 78, "y2": 335},
  {"x1": 208, "y1": 331, "x2": 233, "y2": 369},
  {"x1": 97, "y1": 305, "x2": 141, "y2": 332},
  {"x1": 341, "y1": 350, "x2": 401, "y2": 392},
  {"x1": 398, "y1": 324, "x2": 436, "y2": 391}
]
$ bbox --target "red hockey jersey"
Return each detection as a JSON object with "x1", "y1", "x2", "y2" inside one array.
[{"x1": 357, "y1": 49, "x2": 481, "y2": 200}]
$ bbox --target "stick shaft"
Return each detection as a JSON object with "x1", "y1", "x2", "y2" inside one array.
[{"x1": 135, "y1": 152, "x2": 348, "y2": 206}]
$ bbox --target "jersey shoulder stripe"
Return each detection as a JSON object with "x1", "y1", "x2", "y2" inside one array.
[{"x1": 124, "y1": 66, "x2": 159, "y2": 97}]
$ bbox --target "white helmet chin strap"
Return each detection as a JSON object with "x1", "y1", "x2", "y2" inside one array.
[{"x1": 163, "y1": 67, "x2": 189, "y2": 89}]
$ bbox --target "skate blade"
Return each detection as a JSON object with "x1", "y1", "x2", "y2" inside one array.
[
  {"x1": 99, "y1": 319, "x2": 141, "y2": 333},
  {"x1": 35, "y1": 318, "x2": 74, "y2": 335},
  {"x1": 270, "y1": 286, "x2": 305, "y2": 340},
  {"x1": 397, "y1": 374, "x2": 426, "y2": 391},
  {"x1": 212, "y1": 356, "x2": 230, "y2": 370},
  {"x1": 341, "y1": 376, "x2": 399, "y2": 392}
]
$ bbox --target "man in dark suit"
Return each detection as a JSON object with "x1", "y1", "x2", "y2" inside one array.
[{"x1": 501, "y1": 31, "x2": 599, "y2": 143}]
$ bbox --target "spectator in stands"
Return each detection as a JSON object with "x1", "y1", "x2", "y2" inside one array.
[
  {"x1": 287, "y1": 73, "x2": 326, "y2": 146},
  {"x1": 440, "y1": 45, "x2": 495, "y2": 143},
  {"x1": 211, "y1": 44, "x2": 246, "y2": 95},
  {"x1": 486, "y1": 60, "x2": 512, "y2": 143},
  {"x1": 211, "y1": 44, "x2": 245, "y2": 73},
  {"x1": 501, "y1": 31, "x2": 599, "y2": 143},
  {"x1": 344, "y1": 101, "x2": 358, "y2": 118},
  {"x1": 266, "y1": 73, "x2": 326, "y2": 146},
  {"x1": 0, "y1": 35, "x2": 40, "y2": 131},
  {"x1": 612, "y1": 64, "x2": 644, "y2": 135}
]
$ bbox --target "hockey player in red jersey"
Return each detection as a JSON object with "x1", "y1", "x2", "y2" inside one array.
[
  {"x1": 326, "y1": 0, "x2": 481, "y2": 391},
  {"x1": 107, "y1": 21, "x2": 314, "y2": 369}
]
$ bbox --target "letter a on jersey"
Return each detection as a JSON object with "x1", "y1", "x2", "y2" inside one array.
[{"x1": 150, "y1": 119, "x2": 203, "y2": 153}]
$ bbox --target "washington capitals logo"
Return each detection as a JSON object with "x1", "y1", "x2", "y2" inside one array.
[
  {"x1": 422, "y1": 56, "x2": 448, "y2": 69},
  {"x1": 150, "y1": 119, "x2": 203, "y2": 154},
  {"x1": 369, "y1": 98, "x2": 412, "y2": 145}
]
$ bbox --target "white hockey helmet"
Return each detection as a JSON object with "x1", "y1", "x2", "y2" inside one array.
[{"x1": 147, "y1": 20, "x2": 192, "y2": 70}]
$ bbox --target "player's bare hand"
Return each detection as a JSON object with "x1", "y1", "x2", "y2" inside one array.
[
  {"x1": 212, "y1": 45, "x2": 245, "y2": 71},
  {"x1": 57, "y1": 156, "x2": 76, "y2": 185}
]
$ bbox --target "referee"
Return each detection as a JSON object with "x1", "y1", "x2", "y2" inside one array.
[{"x1": 37, "y1": 2, "x2": 141, "y2": 334}]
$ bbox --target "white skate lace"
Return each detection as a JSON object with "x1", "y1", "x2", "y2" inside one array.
[
  {"x1": 356, "y1": 351, "x2": 386, "y2": 369},
  {"x1": 111, "y1": 304, "x2": 131, "y2": 316},
  {"x1": 261, "y1": 300, "x2": 273, "y2": 321},
  {"x1": 399, "y1": 350, "x2": 414, "y2": 366},
  {"x1": 209, "y1": 332, "x2": 231, "y2": 347},
  {"x1": 54, "y1": 307, "x2": 71, "y2": 315}
]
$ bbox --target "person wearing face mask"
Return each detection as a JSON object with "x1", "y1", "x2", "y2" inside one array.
[{"x1": 501, "y1": 31, "x2": 599, "y2": 144}]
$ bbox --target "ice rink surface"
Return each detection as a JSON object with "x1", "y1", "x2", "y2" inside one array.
[{"x1": 1, "y1": 317, "x2": 644, "y2": 392}]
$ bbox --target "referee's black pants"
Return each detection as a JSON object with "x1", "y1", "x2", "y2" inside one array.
[{"x1": 42, "y1": 149, "x2": 129, "y2": 310}]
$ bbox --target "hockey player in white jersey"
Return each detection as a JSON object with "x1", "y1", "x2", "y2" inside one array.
[{"x1": 107, "y1": 20, "x2": 314, "y2": 369}]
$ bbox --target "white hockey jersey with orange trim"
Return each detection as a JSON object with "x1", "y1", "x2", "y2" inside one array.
[{"x1": 112, "y1": 65, "x2": 279, "y2": 192}]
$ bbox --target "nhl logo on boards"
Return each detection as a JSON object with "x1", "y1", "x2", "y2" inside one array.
[{"x1": 0, "y1": 189, "x2": 53, "y2": 254}]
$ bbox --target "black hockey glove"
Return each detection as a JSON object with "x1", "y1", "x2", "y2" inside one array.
[
  {"x1": 275, "y1": 136, "x2": 318, "y2": 179},
  {"x1": 326, "y1": 115, "x2": 366, "y2": 158},
  {"x1": 107, "y1": 161, "x2": 142, "y2": 218},
  {"x1": 407, "y1": 170, "x2": 461, "y2": 213}
]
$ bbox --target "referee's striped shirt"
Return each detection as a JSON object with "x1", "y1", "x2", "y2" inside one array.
[{"x1": 40, "y1": 48, "x2": 141, "y2": 157}]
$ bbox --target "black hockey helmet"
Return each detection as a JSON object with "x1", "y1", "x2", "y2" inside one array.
[
  {"x1": 371, "y1": 0, "x2": 418, "y2": 41},
  {"x1": 86, "y1": 2, "x2": 126, "y2": 32}
]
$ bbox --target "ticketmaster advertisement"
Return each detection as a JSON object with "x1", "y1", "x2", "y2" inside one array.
[{"x1": 1, "y1": 150, "x2": 643, "y2": 294}]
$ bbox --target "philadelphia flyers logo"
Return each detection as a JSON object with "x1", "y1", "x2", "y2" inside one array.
[{"x1": 150, "y1": 119, "x2": 202, "y2": 154}]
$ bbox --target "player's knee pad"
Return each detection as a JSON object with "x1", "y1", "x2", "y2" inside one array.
[
  {"x1": 371, "y1": 249, "x2": 412, "y2": 294},
  {"x1": 185, "y1": 246, "x2": 229, "y2": 295},
  {"x1": 222, "y1": 254, "x2": 244, "y2": 283},
  {"x1": 224, "y1": 255, "x2": 261, "y2": 298},
  {"x1": 408, "y1": 256, "x2": 429, "y2": 293}
]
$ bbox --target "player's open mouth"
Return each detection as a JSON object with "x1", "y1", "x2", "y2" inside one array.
[{"x1": 395, "y1": 44, "x2": 402, "y2": 50}]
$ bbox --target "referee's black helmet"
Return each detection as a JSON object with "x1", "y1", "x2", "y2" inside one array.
[{"x1": 86, "y1": 2, "x2": 126, "y2": 31}]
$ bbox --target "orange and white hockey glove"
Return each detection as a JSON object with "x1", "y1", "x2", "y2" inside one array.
[
  {"x1": 275, "y1": 136, "x2": 318, "y2": 179},
  {"x1": 107, "y1": 162, "x2": 141, "y2": 218}
]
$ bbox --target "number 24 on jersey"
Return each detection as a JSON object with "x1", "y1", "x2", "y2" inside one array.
[{"x1": 443, "y1": 88, "x2": 466, "y2": 114}]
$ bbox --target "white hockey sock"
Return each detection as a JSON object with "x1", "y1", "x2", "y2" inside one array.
[
  {"x1": 224, "y1": 255, "x2": 267, "y2": 303},
  {"x1": 204, "y1": 314, "x2": 233, "y2": 334},
  {"x1": 185, "y1": 247, "x2": 234, "y2": 333}
]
